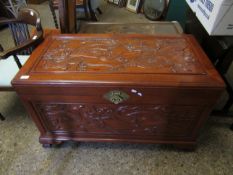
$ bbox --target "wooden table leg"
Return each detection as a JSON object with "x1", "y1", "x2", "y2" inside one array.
[
  {"x1": 88, "y1": 0, "x2": 97, "y2": 21},
  {"x1": 58, "y1": 0, "x2": 76, "y2": 33},
  {"x1": 175, "y1": 143, "x2": 196, "y2": 151},
  {"x1": 0, "y1": 113, "x2": 5, "y2": 121}
]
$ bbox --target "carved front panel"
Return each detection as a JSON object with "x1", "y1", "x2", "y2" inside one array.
[
  {"x1": 33, "y1": 36, "x2": 206, "y2": 74},
  {"x1": 36, "y1": 103, "x2": 204, "y2": 137}
]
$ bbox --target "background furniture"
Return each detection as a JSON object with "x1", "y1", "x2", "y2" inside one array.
[
  {"x1": 3, "y1": 0, "x2": 27, "y2": 18},
  {"x1": 88, "y1": 0, "x2": 102, "y2": 21},
  {"x1": 165, "y1": 0, "x2": 188, "y2": 29},
  {"x1": 78, "y1": 21, "x2": 183, "y2": 34},
  {"x1": 0, "y1": 0, "x2": 13, "y2": 31},
  {"x1": 185, "y1": 7, "x2": 233, "y2": 129},
  {"x1": 54, "y1": 0, "x2": 101, "y2": 33},
  {"x1": 0, "y1": 0, "x2": 13, "y2": 19},
  {"x1": 49, "y1": 0, "x2": 89, "y2": 29},
  {"x1": 27, "y1": 0, "x2": 47, "y2": 4},
  {"x1": 58, "y1": 0, "x2": 189, "y2": 34},
  {"x1": 0, "y1": 7, "x2": 43, "y2": 120},
  {"x1": 143, "y1": 0, "x2": 167, "y2": 21}
]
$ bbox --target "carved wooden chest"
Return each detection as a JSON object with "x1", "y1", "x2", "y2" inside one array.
[{"x1": 12, "y1": 34, "x2": 225, "y2": 149}]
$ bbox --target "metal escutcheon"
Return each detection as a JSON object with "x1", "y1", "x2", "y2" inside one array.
[{"x1": 104, "y1": 90, "x2": 129, "y2": 104}]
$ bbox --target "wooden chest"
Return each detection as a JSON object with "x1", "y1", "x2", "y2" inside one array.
[{"x1": 12, "y1": 34, "x2": 225, "y2": 149}]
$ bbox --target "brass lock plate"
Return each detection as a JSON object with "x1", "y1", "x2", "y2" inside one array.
[{"x1": 104, "y1": 90, "x2": 129, "y2": 104}]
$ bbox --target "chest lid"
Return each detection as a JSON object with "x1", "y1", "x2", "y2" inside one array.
[{"x1": 12, "y1": 34, "x2": 224, "y2": 88}]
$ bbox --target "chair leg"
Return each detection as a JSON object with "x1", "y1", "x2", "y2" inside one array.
[
  {"x1": 96, "y1": 7, "x2": 102, "y2": 15},
  {"x1": 13, "y1": 55, "x2": 22, "y2": 69},
  {"x1": 223, "y1": 96, "x2": 233, "y2": 112},
  {"x1": 0, "y1": 113, "x2": 5, "y2": 121},
  {"x1": 224, "y1": 97, "x2": 233, "y2": 131},
  {"x1": 49, "y1": 0, "x2": 59, "y2": 29},
  {"x1": 83, "y1": 0, "x2": 90, "y2": 20},
  {"x1": 218, "y1": 75, "x2": 233, "y2": 115},
  {"x1": 88, "y1": 0, "x2": 98, "y2": 21},
  {"x1": 0, "y1": 44, "x2": 3, "y2": 51}
]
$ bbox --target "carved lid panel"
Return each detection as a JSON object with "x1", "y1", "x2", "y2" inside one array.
[
  {"x1": 32, "y1": 35, "x2": 205, "y2": 74},
  {"x1": 13, "y1": 34, "x2": 225, "y2": 87}
]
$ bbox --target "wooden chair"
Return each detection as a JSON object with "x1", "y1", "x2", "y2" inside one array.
[{"x1": 0, "y1": 7, "x2": 43, "y2": 121}]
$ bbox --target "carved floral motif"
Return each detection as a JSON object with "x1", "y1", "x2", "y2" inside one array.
[
  {"x1": 35, "y1": 37, "x2": 205, "y2": 74},
  {"x1": 37, "y1": 103, "x2": 203, "y2": 136}
]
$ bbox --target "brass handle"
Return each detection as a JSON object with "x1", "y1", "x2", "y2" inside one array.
[{"x1": 104, "y1": 90, "x2": 129, "y2": 104}]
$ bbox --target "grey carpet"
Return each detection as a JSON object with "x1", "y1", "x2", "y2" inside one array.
[
  {"x1": 0, "y1": 91, "x2": 232, "y2": 175},
  {"x1": 0, "y1": 1, "x2": 233, "y2": 175}
]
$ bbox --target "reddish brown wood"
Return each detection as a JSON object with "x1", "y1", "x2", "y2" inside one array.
[
  {"x1": 57, "y1": 0, "x2": 95, "y2": 33},
  {"x1": 58, "y1": 0, "x2": 76, "y2": 33},
  {"x1": 12, "y1": 34, "x2": 225, "y2": 150},
  {"x1": 52, "y1": 0, "x2": 90, "y2": 29},
  {"x1": 27, "y1": 0, "x2": 46, "y2": 4}
]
